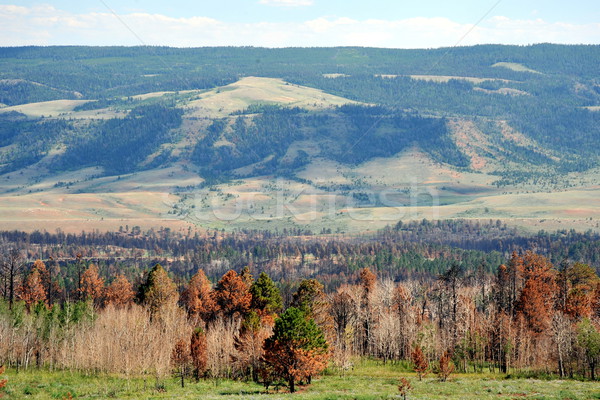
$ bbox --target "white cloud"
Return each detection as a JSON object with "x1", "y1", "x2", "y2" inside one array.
[
  {"x1": 0, "y1": 4, "x2": 29, "y2": 15},
  {"x1": 305, "y1": 17, "x2": 357, "y2": 33},
  {"x1": 0, "y1": 5, "x2": 598, "y2": 48},
  {"x1": 259, "y1": 0, "x2": 314, "y2": 7}
]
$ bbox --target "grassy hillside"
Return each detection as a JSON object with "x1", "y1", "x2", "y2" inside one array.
[{"x1": 0, "y1": 45, "x2": 599, "y2": 232}]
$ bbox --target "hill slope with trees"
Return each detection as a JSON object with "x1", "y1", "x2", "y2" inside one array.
[{"x1": 0, "y1": 45, "x2": 599, "y2": 232}]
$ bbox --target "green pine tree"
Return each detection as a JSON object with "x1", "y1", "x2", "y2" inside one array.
[
  {"x1": 250, "y1": 272, "x2": 283, "y2": 315},
  {"x1": 263, "y1": 307, "x2": 328, "y2": 392}
]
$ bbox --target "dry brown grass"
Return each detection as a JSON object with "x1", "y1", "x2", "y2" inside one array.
[
  {"x1": 186, "y1": 76, "x2": 358, "y2": 118},
  {"x1": 0, "y1": 303, "x2": 192, "y2": 378}
]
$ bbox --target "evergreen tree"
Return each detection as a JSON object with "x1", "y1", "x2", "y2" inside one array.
[
  {"x1": 137, "y1": 264, "x2": 178, "y2": 315},
  {"x1": 262, "y1": 307, "x2": 329, "y2": 393},
  {"x1": 576, "y1": 318, "x2": 600, "y2": 380},
  {"x1": 250, "y1": 272, "x2": 283, "y2": 316}
]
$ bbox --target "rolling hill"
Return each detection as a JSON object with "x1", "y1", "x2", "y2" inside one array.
[{"x1": 0, "y1": 45, "x2": 599, "y2": 233}]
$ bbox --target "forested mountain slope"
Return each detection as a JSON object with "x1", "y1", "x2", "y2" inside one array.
[{"x1": 0, "y1": 45, "x2": 599, "y2": 233}]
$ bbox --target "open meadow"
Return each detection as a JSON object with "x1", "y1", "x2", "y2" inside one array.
[{"x1": 2, "y1": 362, "x2": 599, "y2": 400}]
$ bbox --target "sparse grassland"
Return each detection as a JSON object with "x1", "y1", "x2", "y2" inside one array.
[
  {"x1": 0, "y1": 99, "x2": 126, "y2": 119},
  {"x1": 492, "y1": 62, "x2": 542, "y2": 74},
  {"x1": 186, "y1": 76, "x2": 358, "y2": 118},
  {"x1": 2, "y1": 362, "x2": 599, "y2": 400},
  {"x1": 1, "y1": 147, "x2": 599, "y2": 234}
]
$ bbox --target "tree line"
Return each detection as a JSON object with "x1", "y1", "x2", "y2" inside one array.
[
  {"x1": 1, "y1": 220, "x2": 599, "y2": 292},
  {"x1": 1, "y1": 249, "x2": 598, "y2": 394}
]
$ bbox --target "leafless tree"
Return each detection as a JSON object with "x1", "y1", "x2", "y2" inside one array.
[{"x1": 1, "y1": 248, "x2": 25, "y2": 309}]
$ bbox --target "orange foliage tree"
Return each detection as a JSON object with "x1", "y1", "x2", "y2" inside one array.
[
  {"x1": 190, "y1": 327, "x2": 208, "y2": 381},
  {"x1": 358, "y1": 268, "x2": 376, "y2": 355},
  {"x1": 437, "y1": 349, "x2": 455, "y2": 382},
  {"x1": 79, "y1": 264, "x2": 104, "y2": 306},
  {"x1": 592, "y1": 282, "x2": 600, "y2": 319},
  {"x1": 181, "y1": 269, "x2": 216, "y2": 321},
  {"x1": 212, "y1": 270, "x2": 251, "y2": 320},
  {"x1": 398, "y1": 377, "x2": 412, "y2": 400},
  {"x1": 17, "y1": 265, "x2": 47, "y2": 310},
  {"x1": 31, "y1": 260, "x2": 59, "y2": 305},
  {"x1": 411, "y1": 344, "x2": 428, "y2": 380},
  {"x1": 359, "y1": 267, "x2": 376, "y2": 295},
  {"x1": 104, "y1": 274, "x2": 134, "y2": 307},
  {"x1": 171, "y1": 338, "x2": 190, "y2": 388},
  {"x1": 516, "y1": 252, "x2": 557, "y2": 334},
  {"x1": 0, "y1": 364, "x2": 7, "y2": 395}
]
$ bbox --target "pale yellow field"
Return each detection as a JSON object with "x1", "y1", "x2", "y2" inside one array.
[
  {"x1": 186, "y1": 76, "x2": 358, "y2": 118},
  {"x1": 1, "y1": 167, "x2": 599, "y2": 234},
  {"x1": 0, "y1": 99, "x2": 126, "y2": 119},
  {"x1": 0, "y1": 189, "x2": 198, "y2": 234},
  {"x1": 178, "y1": 147, "x2": 600, "y2": 233},
  {"x1": 0, "y1": 148, "x2": 596, "y2": 234},
  {"x1": 492, "y1": 62, "x2": 542, "y2": 74},
  {"x1": 132, "y1": 89, "x2": 202, "y2": 100},
  {"x1": 322, "y1": 73, "x2": 350, "y2": 78},
  {"x1": 0, "y1": 99, "x2": 91, "y2": 117}
]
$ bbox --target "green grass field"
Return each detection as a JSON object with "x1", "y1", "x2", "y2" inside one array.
[{"x1": 2, "y1": 361, "x2": 599, "y2": 400}]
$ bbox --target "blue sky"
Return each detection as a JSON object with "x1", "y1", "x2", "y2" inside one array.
[{"x1": 1, "y1": 0, "x2": 599, "y2": 47}]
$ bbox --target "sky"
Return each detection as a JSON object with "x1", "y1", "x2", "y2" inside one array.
[{"x1": 0, "y1": 0, "x2": 599, "y2": 48}]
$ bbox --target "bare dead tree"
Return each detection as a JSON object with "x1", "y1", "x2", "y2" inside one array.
[{"x1": 1, "y1": 248, "x2": 25, "y2": 309}]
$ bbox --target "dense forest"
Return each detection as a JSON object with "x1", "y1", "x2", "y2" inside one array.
[
  {"x1": 0, "y1": 112, "x2": 74, "y2": 175},
  {"x1": 1, "y1": 222, "x2": 599, "y2": 393},
  {"x1": 0, "y1": 220, "x2": 599, "y2": 289},
  {"x1": 2, "y1": 45, "x2": 599, "y2": 101},
  {"x1": 192, "y1": 105, "x2": 467, "y2": 179},
  {"x1": 57, "y1": 104, "x2": 182, "y2": 175}
]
